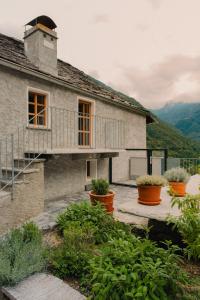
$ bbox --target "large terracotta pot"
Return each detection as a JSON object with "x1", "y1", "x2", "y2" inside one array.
[
  {"x1": 138, "y1": 185, "x2": 161, "y2": 206},
  {"x1": 89, "y1": 191, "x2": 115, "y2": 213},
  {"x1": 169, "y1": 182, "x2": 186, "y2": 197}
]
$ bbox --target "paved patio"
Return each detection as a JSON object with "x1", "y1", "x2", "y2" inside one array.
[{"x1": 33, "y1": 175, "x2": 200, "y2": 230}]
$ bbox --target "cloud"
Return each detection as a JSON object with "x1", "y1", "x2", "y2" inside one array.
[
  {"x1": 88, "y1": 70, "x2": 100, "y2": 79},
  {"x1": 93, "y1": 14, "x2": 109, "y2": 24},
  {"x1": 148, "y1": 0, "x2": 163, "y2": 9},
  {"x1": 111, "y1": 55, "x2": 200, "y2": 108},
  {"x1": 0, "y1": 23, "x2": 22, "y2": 39}
]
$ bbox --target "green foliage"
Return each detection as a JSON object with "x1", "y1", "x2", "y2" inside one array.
[
  {"x1": 152, "y1": 102, "x2": 200, "y2": 142},
  {"x1": 136, "y1": 175, "x2": 167, "y2": 186},
  {"x1": 164, "y1": 167, "x2": 190, "y2": 183},
  {"x1": 91, "y1": 178, "x2": 109, "y2": 195},
  {"x1": 82, "y1": 238, "x2": 187, "y2": 300},
  {"x1": 147, "y1": 118, "x2": 200, "y2": 158},
  {"x1": 57, "y1": 201, "x2": 131, "y2": 244},
  {"x1": 54, "y1": 201, "x2": 192, "y2": 299},
  {"x1": 49, "y1": 222, "x2": 95, "y2": 278},
  {"x1": 0, "y1": 222, "x2": 46, "y2": 286},
  {"x1": 168, "y1": 194, "x2": 200, "y2": 260}
]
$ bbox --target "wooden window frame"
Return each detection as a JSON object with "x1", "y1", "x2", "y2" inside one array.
[
  {"x1": 78, "y1": 100, "x2": 93, "y2": 147},
  {"x1": 28, "y1": 91, "x2": 47, "y2": 128}
]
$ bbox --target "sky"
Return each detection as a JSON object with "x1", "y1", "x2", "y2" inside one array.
[{"x1": 1, "y1": 0, "x2": 200, "y2": 109}]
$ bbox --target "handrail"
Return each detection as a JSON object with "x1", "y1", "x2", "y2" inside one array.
[{"x1": 0, "y1": 106, "x2": 126, "y2": 199}]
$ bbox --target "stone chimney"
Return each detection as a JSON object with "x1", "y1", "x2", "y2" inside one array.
[{"x1": 24, "y1": 15, "x2": 58, "y2": 76}]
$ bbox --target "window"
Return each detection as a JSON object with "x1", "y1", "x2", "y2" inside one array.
[
  {"x1": 78, "y1": 100, "x2": 92, "y2": 146},
  {"x1": 86, "y1": 160, "x2": 97, "y2": 181},
  {"x1": 87, "y1": 161, "x2": 91, "y2": 177},
  {"x1": 28, "y1": 91, "x2": 47, "y2": 127}
]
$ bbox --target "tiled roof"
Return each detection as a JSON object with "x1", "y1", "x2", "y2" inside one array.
[{"x1": 0, "y1": 33, "x2": 152, "y2": 118}]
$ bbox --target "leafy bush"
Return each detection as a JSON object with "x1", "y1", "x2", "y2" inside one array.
[
  {"x1": 164, "y1": 167, "x2": 190, "y2": 183},
  {"x1": 82, "y1": 238, "x2": 187, "y2": 300},
  {"x1": 49, "y1": 222, "x2": 95, "y2": 278},
  {"x1": 55, "y1": 202, "x2": 191, "y2": 299},
  {"x1": 0, "y1": 222, "x2": 46, "y2": 286},
  {"x1": 91, "y1": 178, "x2": 109, "y2": 195},
  {"x1": 57, "y1": 201, "x2": 130, "y2": 243},
  {"x1": 168, "y1": 194, "x2": 200, "y2": 260},
  {"x1": 136, "y1": 175, "x2": 167, "y2": 186}
]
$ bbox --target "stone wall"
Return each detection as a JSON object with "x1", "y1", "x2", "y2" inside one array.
[
  {"x1": 0, "y1": 65, "x2": 147, "y2": 200},
  {"x1": 44, "y1": 156, "x2": 109, "y2": 200},
  {"x1": 0, "y1": 161, "x2": 44, "y2": 234},
  {"x1": 0, "y1": 66, "x2": 146, "y2": 149}
]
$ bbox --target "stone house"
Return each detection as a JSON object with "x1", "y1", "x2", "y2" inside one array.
[{"x1": 0, "y1": 15, "x2": 153, "y2": 233}]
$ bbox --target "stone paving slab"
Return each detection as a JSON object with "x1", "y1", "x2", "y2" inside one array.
[
  {"x1": 32, "y1": 176, "x2": 200, "y2": 230},
  {"x1": 118, "y1": 175, "x2": 200, "y2": 221},
  {"x1": 2, "y1": 273, "x2": 86, "y2": 300},
  {"x1": 114, "y1": 211, "x2": 148, "y2": 226}
]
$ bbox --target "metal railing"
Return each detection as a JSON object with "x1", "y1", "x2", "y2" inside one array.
[
  {"x1": 0, "y1": 106, "x2": 126, "y2": 198},
  {"x1": 180, "y1": 158, "x2": 200, "y2": 175}
]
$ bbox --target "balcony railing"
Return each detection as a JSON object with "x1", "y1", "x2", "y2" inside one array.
[
  {"x1": 0, "y1": 106, "x2": 126, "y2": 196},
  {"x1": 25, "y1": 107, "x2": 126, "y2": 153}
]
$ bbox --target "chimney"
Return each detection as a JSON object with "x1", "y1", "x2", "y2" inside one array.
[{"x1": 24, "y1": 15, "x2": 58, "y2": 76}]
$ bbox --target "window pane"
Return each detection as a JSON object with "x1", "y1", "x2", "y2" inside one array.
[
  {"x1": 37, "y1": 116, "x2": 45, "y2": 125},
  {"x1": 78, "y1": 132, "x2": 83, "y2": 145},
  {"x1": 85, "y1": 118, "x2": 90, "y2": 131},
  {"x1": 37, "y1": 95, "x2": 45, "y2": 105},
  {"x1": 37, "y1": 105, "x2": 45, "y2": 115},
  {"x1": 85, "y1": 133, "x2": 90, "y2": 146},
  {"x1": 29, "y1": 103, "x2": 34, "y2": 114},
  {"x1": 79, "y1": 103, "x2": 84, "y2": 113},
  {"x1": 79, "y1": 117, "x2": 83, "y2": 131},
  {"x1": 29, "y1": 115, "x2": 34, "y2": 124},
  {"x1": 85, "y1": 104, "x2": 90, "y2": 114},
  {"x1": 29, "y1": 92, "x2": 34, "y2": 103}
]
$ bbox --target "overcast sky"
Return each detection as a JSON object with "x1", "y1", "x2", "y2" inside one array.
[{"x1": 1, "y1": 0, "x2": 200, "y2": 108}]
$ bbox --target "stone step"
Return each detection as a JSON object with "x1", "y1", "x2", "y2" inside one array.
[
  {"x1": 0, "y1": 178, "x2": 27, "y2": 188},
  {"x1": 1, "y1": 167, "x2": 39, "y2": 175},
  {"x1": 14, "y1": 158, "x2": 45, "y2": 168},
  {"x1": 114, "y1": 210, "x2": 149, "y2": 227},
  {"x1": 1, "y1": 273, "x2": 86, "y2": 300}
]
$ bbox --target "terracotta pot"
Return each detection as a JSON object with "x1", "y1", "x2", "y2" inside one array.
[
  {"x1": 169, "y1": 182, "x2": 186, "y2": 197},
  {"x1": 89, "y1": 191, "x2": 115, "y2": 213},
  {"x1": 137, "y1": 185, "x2": 161, "y2": 206}
]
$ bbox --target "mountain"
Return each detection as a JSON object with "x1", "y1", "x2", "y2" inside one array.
[
  {"x1": 147, "y1": 118, "x2": 200, "y2": 158},
  {"x1": 152, "y1": 102, "x2": 200, "y2": 141}
]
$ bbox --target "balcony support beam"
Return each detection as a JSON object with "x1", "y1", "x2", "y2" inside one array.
[{"x1": 71, "y1": 152, "x2": 119, "y2": 160}]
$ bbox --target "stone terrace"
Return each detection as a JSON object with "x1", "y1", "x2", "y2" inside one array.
[{"x1": 32, "y1": 175, "x2": 200, "y2": 230}]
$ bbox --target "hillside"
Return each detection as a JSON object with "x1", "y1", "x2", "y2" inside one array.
[
  {"x1": 153, "y1": 102, "x2": 200, "y2": 141},
  {"x1": 147, "y1": 118, "x2": 200, "y2": 158}
]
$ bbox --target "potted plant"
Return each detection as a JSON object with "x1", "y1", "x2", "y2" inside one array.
[
  {"x1": 89, "y1": 179, "x2": 115, "y2": 213},
  {"x1": 164, "y1": 167, "x2": 190, "y2": 197},
  {"x1": 136, "y1": 175, "x2": 167, "y2": 206}
]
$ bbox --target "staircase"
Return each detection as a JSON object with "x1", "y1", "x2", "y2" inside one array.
[{"x1": 0, "y1": 109, "x2": 47, "y2": 199}]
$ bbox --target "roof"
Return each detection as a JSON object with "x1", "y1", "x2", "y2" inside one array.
[
  {"x1": 26, "y1": 15, "x2": 57, "y2": 30},
  {"x1": 0, "y1": 32, "x2": 154, "y2": 122}
]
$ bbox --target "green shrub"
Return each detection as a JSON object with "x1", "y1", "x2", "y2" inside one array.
[
  {"x1": 57, "y1": 201, "x2": 131, "y2": 243},
  {"x1": 168, "y1": 194, "x2": 200, "y2": 260},
  {"x1": 164, "y1": 167, "x2": 190, "y2": 183},
  {"x1": 136, "y1": 175, "x2": 167, "y2": 186},
  {"x1": 82, "y1": 238, "x2": 187, "y2": 300},
  {"x1": 91, "y1": 178, "x2": 109, "y2": 195},
  {"x1": 0, "y1": 223, "x2": 46, "y2": 286},
  {"x1": 49, "y1": 222, "x2": 95, "y2": 278}
]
